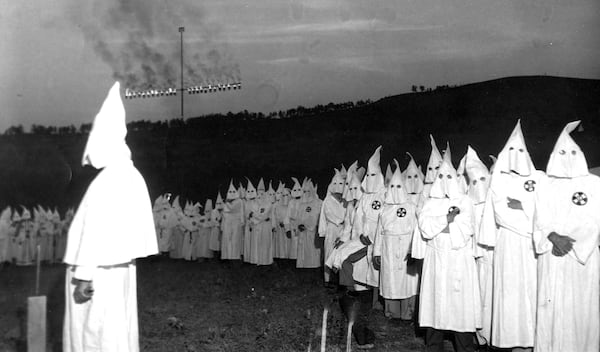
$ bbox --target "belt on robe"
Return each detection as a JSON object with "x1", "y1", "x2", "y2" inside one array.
[{"x1": 381, "y1": 231, "x2": 412, "y2": 237}]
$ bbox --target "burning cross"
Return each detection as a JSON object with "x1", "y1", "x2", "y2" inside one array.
[
  {"x1": 572, "y1": 192, "x2": 588, "y2": 206},
  {"x1": 524, "y1": 180, "x2": 536, "y2": 192},
  {"x1": 306, "y1": 207, "x2": 312, "y2": 213},
  {"x1": 371, "y1": 200, "x2": 382, "y2": 210},
  {"x1": 396, "y1": 208, "x2": 407, "y2": 218}
]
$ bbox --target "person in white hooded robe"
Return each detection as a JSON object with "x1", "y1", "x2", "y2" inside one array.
[
  {"x1": 417, "y1": 158, "x2": 480, "y2": 352},
  {"x1": 318, "y1": 168, "x2": 346, "y2": 283},
  {"x1": 180, "y1": 202, "x2": 199, "y2": 261},
  {"x1": 209, "y1": 193, "x2": 224, "y2": 253},
  {"x1": 284, "y1": 177, "x2": 303, "y2": 261},
  {"x1": 403, "y1": 153, "x2": 425, "y2": 206},
  {"x1": 478, "y1": 120, "x2": 543, "y2": 350},
  {"x1": 460, "y1": 146, "x2": 493, "y2": 346},
  {"x1": 169, "y1": 196, "x2": 185, "y2": 259},
  {"x1": 295, "y1": 179, "x2": 323, "y2": 268},
  {"x1": 63, "y1": 82, "x2": 158, "y2": 352},
  {"x1": 221, "y1": 182, "x2": 245, "y2": 261},
  {"x1": 243, "y1": 179, "x2": 259, "y2": 262},
  {"x1": 272, "y1": 183, "x2": 290, "y2": 260},
  {"x1": 194, "y1": 200, "x2": 214, "y2": 260},
  {"x1": 249, "y1": 182, "x2": 275, "y2": 265},
  {"x1": 373, "y1": 160, "x2": 419, "y2": 321},
  {"x1": 16, "y1": 208, "x2": 35, "y2": 266},
  {"x1": 533, "y1": 121, "x2": 599, "y2": 352}
]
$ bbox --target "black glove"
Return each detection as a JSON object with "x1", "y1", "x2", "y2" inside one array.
[
  {"x1": 286, "y1": 231, "x2": 292, "y2": 238},
  {"x1": 298, "y1": 224, "x2": 306, "y2": 232},
  {"x1": 359, "y1": 234, "x2": 372, "y2": 246},
  {"x1": 279, "y1": 222, "x2": 285, "y2": 228},
  {"x1": 548, "y1": 232, "x2": 576, "y2": 257},
  {"x1": 373, "y1": 256, "x2": 381, "y2": 270},
  {"x1": 73, "y1": 279, "x2": 94, "y2": 304}
]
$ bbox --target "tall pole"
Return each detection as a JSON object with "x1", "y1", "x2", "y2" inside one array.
[{"x1": 179, "y1": 26, "x2": 185, "y2": 119}]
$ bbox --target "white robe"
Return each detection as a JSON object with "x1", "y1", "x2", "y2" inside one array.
[
  {"x1": 373, "y1": 201, "x2": 419, "y2": 299},
  {"x1": 351, "y1": 190, "x2": 386, "y2": 287},
  {"x1": 208, "y1": 210, "x2": 222, "y2": 252},
  {"x1": 295, "y1": 198, "x2": 322, "y2": 268},
  {"x1": 220, "y1": 199, "x2": 244, "y2": 260},
  {"x1": 284, "y1": 198, "x2": 302, "y2": 260},
  {"x1": 272, "y1": 203, "x2": 289, "y2": 258},
  {"x1": 472, "y1": 200, "x2": 493, "y2": 345},
  {"x1": 479, "y1": 171, "x2": 543, "y2": 348},
  {"x1": 250, "y1": 199, "x2": 274, "y2": 265},
  {"x1": 243, "y1": 199, "x2": 259, "y2": 261},
  {"x1": 63, "y1": 262, "x2": 139, "y2": 352},
  {"x1": 418, "y1": 194, "x2": 481, "y2": 332},
  {"x1": 533, "y1": 175, "x2": 600, "y2": 352},
  {"x1": 318, "y1": 194, "x2": 345, "y2": 281}
]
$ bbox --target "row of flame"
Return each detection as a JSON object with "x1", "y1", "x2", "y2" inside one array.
[{"x1": 124, "y1": 82, "x2": 242, "y2": 98}]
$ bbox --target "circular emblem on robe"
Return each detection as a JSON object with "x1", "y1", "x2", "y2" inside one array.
[
  {"x1": 260, "y1": 208, "x2": 265, "y2": 214},
  {"x1": 371, "y1": 200, "x2": 382, "y2": 210},
  {"x1": 572, "y1": 192, "x2": 588, "y2": 206},
  {"x1": 448, "y1": 206, "x2": 459, "y2": 214},
  {"x1": 306, "y1": 206, "x2": 312, "y2": 213},
  {"x1": 162, "y1": 215, "x2": 166, "y2": 220},
  {"x1": 192, "y1": 221, "x2": 197, "y2": 226},
  {"x1": 396, "y1": 208, "x2": 407, "y2": 218},
  {"x1": 524, "y1": 180, "x2": 536, "y2": 192}
]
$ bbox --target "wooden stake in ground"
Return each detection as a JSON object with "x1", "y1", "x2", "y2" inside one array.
[
  {"x1": 27, "y1": 245, "x2": 46, "y2": 352},
  {"x1": 320, "y1": 306, "x2": 328, "y2": 352}
]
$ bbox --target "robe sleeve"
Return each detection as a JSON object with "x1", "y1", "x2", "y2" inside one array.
[
  {"x1": 418, "y1": 200, "x2": 449, "y2": 240},
  {"x1": 478, "y1": 192, "x2": 498, "y2": 247},
  {"x1": 339, "y1": 208, "x2": 354, "y2": 242},
  {"x1": 373, "y1": 215, "x2": 383, "y2": 257},
  {"x1": 447, "y1": 198, "x2": 475, "y2": 249},
  {"x1": 352, "y1": 201, "x2": 365, "y2": 238}
]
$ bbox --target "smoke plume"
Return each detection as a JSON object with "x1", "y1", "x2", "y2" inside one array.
[{"x1": 78, "y1": 0, "x2": 240, "y2": 90}]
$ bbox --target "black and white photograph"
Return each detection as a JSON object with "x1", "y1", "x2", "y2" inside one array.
[{"x1": 1, "y1": 0, "x2": 599, "y2": 351}]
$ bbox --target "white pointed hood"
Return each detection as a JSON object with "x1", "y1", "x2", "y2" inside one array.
[
  {"x1": 257, "y1": 178, "x2": 266, "y2": 196},
  {"x1": 204, "y1": 199, "x2": 213, "y2": 214},
  {"x1": 385, "y1": 160, "x2": 409, "y2": 204},
  {"x1": 403, "y1": 153, "x2": 424, "y2": 195},
  {"x1": 340, "y1": 164, "x2": 347, "y2": 180},
  {"x1": 328, "y1": 168, "x2": 345, "y2": 195},
  {"x1": 266, "y1": 182, "x2": 276, "y2": 203},
  {"x1": 495, "y1": 120, "x2": 535, "y2": 176},
  {"x1": 384, "y1": 164, "x2": 393, "y2": 187},
  {"x1": 0, "y1": 207, "x2": 12, "y2": 227},
  {"x1": 238, "y1": 183, "x2": 246, "y2": 200},
  {"x1": 424, "y1": 135, "x2": 443, "y2": 183},
  {"x1": 456, "y1": 152, "x2": 468, "y2": 195},
  {"x1": 349, "y1": 169, "x2": 363, "y2": 201},
  {"x1": 301, "y1": 179, "x2": 316, "y2": 202},
  {"x1": 215, "y1": 192, "x2": 225, "y2": 210},
  {"x1": 343, "y1": 161, "x2": 358, "y2": 202},
  {"x1": 465, "y1": 146, "x2": 490, "y2": 204},
  {"x1": 442, "y1": 141, "x2": 452, "y2": 166},
  {"x1": 429, "y1": 158, "x2": 461, "y2": 199},
  {"x1": 546, "y1": 120, "x2": 588, "y2": 178},
  {"x1": 291, "y1": 177, "x2": 303, "y2": 199},
  {"x1": 275, "y1": 182, "x2": 284, "y2": 202},
  {"x1": 226, "y1": 181, "x2": 239, "y2": 200},
  {"x1": 361, "y1": 145, "x2": 385, "y2": 193},
  {"x1": 82, "y1": 82, "x2": 131, "y2": 169},
  {"x1": 246, "y1": 178, "x2": 257, "y2": 200},
  {"x1": 281, "y1": 187, "x2": 291, "y2": 206}
]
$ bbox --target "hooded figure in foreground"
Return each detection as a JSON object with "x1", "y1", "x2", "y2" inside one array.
[
  {"x1": 62, "y1": 82, "x2": 158, "y2": 352},
  {"x1": 533, "y1": 121, "x2": 599, "y2": 352},
  {"x1": 318, "y1": 168, "x2": 346, "y2": 283},
  {"x1": 417, "y1": 158, "x2": 480, "y2": 352},
  {"x1": 478, "y1": 120, "x2": 543, "y2": 350}
]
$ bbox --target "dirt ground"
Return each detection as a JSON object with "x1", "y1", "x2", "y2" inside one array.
[{"x1": 0, "y1": 257, "x2": 458, "y2": 352}]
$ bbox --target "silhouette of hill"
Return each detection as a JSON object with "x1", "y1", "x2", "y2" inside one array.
[{"x1": 2, "y1": 75, "x2": 599, "y2": 211}]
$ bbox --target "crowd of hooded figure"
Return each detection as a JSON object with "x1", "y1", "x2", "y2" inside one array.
[
  {"x1": 0, "y1": 206, "x2": 74, "y2": 266},
  {"x1": 149, "y1": 119, "x2": 599, "y2": 352},
  {"x1": 321, "y1": 120, "x2": 599, "y2": 352},
  {"x1": 152, "y1": 176, "x2": 324, "y2": 268}
]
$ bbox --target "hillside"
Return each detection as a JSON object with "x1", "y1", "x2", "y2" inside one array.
[{"x1": 1, "y1": 75, "x2": 600, "y2": 211}]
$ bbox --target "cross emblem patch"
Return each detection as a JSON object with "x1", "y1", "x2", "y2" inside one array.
[
  {"x1": 572, "y1": 192, "x2": 588, "y2": 206},
  {"x1": 396, "y1": 208, "x2": 407, "y2": 218},
  {"x1": 306, "y1": 206, "x2": 312, "y2": 213},
  {"x1": 260, "y1": 208, "x2": 265, "y2": 213},
  {"x1": 524, "y1": 180, "x2": 536, "y2": 192},
  {"x1": 371, "y1": 200, "x2": 382, "y2": 210}
]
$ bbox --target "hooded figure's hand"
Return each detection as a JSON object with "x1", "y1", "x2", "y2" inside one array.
[
  {"x1": 506, "y1": 197, "x2": 523, "y2": 210},
  {"x1": 373, "y1": 256, "x2": 381, "y2": 270},
  {"x1": 286, "y1": 230, "x2": 292, "y2": 238},
  {"x1": 359, "y1": 234, "x2": 372, "y2": 246},
  {"x1": 333, "y1": 237, "x2": 344, "y2": 249},
  {"x1": 548, "y1": 232, "x2": 576, "y2": 257},
  {"x1": 73, "y1": 280, "x2": 94, "y2": 304},
  {"x1": 298, "y1": 224, "x2": 306, "y2": 232}
]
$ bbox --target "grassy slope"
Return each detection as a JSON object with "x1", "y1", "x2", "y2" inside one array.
[{"x1": 1, "y1": 75, "x2": 599, "y2": 210}]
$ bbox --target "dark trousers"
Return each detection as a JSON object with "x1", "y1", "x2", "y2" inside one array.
[
  {"x1": 339, "y1": 246, "x2": 367, "y2": 288},
  {"x1": 425, "y1": 328, "x2": 475, "y2": 352},
  {"x1": 339, "y1": 289, "x2": 375, "y2": 346}
]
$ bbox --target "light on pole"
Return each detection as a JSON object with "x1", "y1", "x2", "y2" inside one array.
[{"x1": 179, "y1": 26, "x2": 185, "y2": 119}]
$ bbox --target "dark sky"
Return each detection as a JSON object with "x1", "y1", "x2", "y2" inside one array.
[{"x1": 1, "y1": 0, "x2": 599, "y2": 131}]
